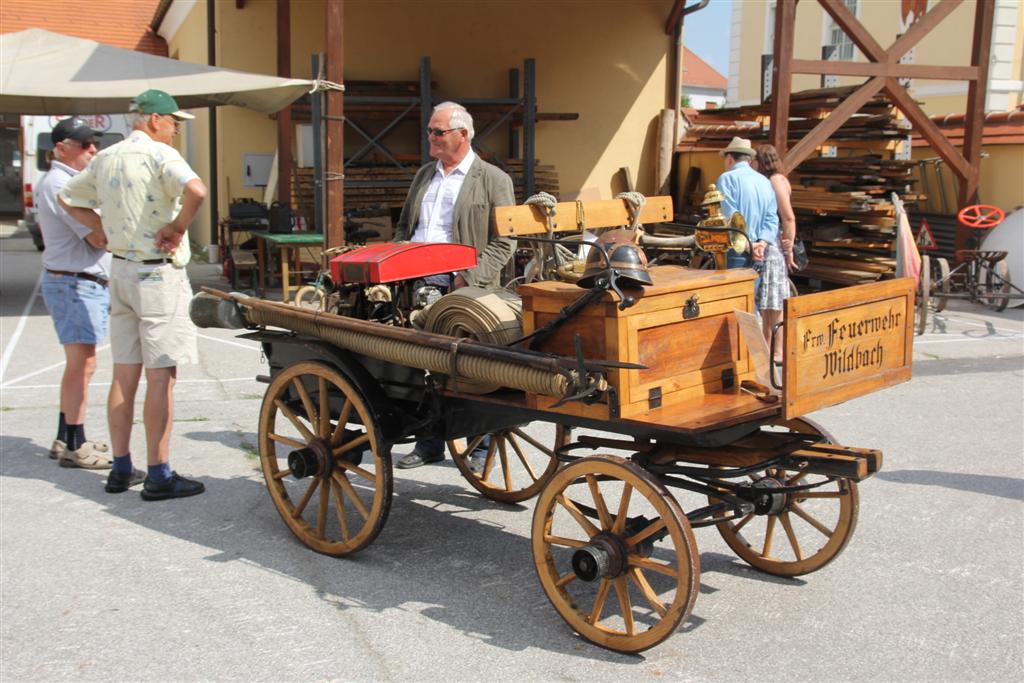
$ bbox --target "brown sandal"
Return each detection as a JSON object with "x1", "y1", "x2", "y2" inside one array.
[
  {"x1": 58, "y1": 442, "x2": 113, "y2": 470},
  {"x1": 51, "y1": 439, "x2": 109, "y2": 460}
]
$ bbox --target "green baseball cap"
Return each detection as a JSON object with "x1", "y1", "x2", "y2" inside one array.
[{"x1": 130, "y1": 89, "x2": 195, "y2": 120}]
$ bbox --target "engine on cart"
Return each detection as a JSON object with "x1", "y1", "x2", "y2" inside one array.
[{"x1": 323, "y1": 242, "x2": 479, "y2": 326}]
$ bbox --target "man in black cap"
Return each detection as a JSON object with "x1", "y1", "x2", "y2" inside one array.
[{"x1": 38, "y1": 118, "x2": 124, "y2": 473}]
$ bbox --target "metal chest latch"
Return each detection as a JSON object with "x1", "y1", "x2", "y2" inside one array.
[{"x1": 683, "y1": 295, "x2": 700, "y2": 319}]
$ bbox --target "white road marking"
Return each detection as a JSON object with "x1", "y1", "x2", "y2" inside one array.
[
  {"x1": 1, "y1": 377, "x2": 258, "y2": 391},
  {"x1": 196, "y1": 332, "x2": 261, "y2": 351},
  {"x1": 0, "y1": 271, "x2": 42, "y2": 384}
]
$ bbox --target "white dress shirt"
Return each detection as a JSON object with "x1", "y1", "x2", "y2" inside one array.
[{"x1": 410, "y1": 148, "x2": 476, "y2": 245}]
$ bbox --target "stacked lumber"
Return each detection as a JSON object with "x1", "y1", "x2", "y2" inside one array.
[
  {"x1": 679, "y1": 86, "x2": 928, "y2": 287},
  {"x1": 292, "y1": 160, "x2": 561, "y2": 216},
  {"x1": 788, "y1": 155, "x2": 922, "y2": 284}
]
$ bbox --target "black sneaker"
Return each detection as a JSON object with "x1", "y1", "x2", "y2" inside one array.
[
  {"x1": 140, "y1": 472, "x2": 205, "y2": 501},
  {"x1": 396, "y1": 449, "x2": 444, "y2": 470},
  {"x1": 105, "y1": 467, "x2": 146, "y2": 493}
]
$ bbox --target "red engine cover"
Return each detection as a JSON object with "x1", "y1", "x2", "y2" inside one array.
[{"x1": 329, "y1": 242, "x2": 478, "y2": 284}]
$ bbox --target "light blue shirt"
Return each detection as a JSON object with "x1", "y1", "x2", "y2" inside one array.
[{"x1": 717, "y1": 160, "x2": 779, "y2": 245}]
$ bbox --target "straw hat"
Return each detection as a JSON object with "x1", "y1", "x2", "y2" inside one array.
[{"x1": 719, "y1": 136, "x2": 755, "y2": 158}]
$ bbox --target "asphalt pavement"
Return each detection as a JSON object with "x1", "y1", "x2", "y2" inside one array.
[{"x1": 1, "y1": 218, "x2": 1021, "y2": 681}]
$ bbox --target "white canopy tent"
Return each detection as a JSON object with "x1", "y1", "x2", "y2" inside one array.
[{"x1": 0, "y1": 28, "x2": 316, "y2": 115}]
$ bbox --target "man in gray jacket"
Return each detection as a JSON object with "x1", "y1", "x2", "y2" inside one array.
[{"x1": 394, "y1": 101, "x2": 515, "y2": 469}]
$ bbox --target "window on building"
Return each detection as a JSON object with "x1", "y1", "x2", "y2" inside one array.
[{"x1": 825, "y1": 0, "x2": 859, "y2": 61}]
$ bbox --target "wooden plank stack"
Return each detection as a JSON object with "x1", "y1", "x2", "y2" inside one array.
[
  {"x1": 681, "y1": 86, "x2": 928, "y2": 287},
  {"x1": 291, "y1": 159, "x2": 561, "y2": 215}
]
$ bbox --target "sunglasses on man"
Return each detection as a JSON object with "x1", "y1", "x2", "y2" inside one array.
[
  {"x1": 426, "y1": 127, "x2": 463, "y2": 138},
  {"x1": 64, "y1": 139, "x2": 98, "y2": 149}
]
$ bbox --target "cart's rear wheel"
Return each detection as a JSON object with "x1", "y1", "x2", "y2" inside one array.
[
  {"x1": 258, "y1": 361, "x2": 392, "y2": 556},
  {"x1": 447, "y1": 424, "x2": 568, "y2": 504},
  {"x1": 916, "y1": 254, "x2": 930, "y2": 334},
  {"x1": 981, "y1": 259, "x2": 1011, "y2": 312},
  {"x1": 932, "y1": 257, "x2": 951, "y2": 312},
  {"x1": 710, "y1": 418, "x2": 857, "y2": 577},
  {"x1": 532, "y1": 455, "x2": 700, "y2": 653}
]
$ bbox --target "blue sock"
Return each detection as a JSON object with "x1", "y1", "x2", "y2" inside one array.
[
  {"x1": 112, "y1": 453, "x2": 133, "y2": 476},
  {"x1": 148, "y1": 463, "x2": 172, "y2": 483}
]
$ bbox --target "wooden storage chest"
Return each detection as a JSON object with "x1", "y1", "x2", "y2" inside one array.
[{"x1": 519, "y1": 266, "x2": 759, "y2": 425}]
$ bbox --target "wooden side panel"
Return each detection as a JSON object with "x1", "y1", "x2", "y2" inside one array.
[
  {"x1": 783, "y1": 278, "x2": 915, "y2": 419},
  {"x1": 494, "y1": 196, "x2": 674, "y2": 236},
  {"x1": 637, "y1": 313, "x2": 736, "y2": 381}
]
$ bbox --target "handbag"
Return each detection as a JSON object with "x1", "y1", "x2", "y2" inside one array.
[{"x1": 791, "y1": 239, "x2": 808, "y2": 271}]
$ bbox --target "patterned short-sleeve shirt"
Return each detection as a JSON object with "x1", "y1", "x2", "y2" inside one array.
[{"x1": 61, "y1": 130, "x2": 200, "y2": 262}]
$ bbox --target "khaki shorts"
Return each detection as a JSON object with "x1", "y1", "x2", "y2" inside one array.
[{"x1": 109, "y1": 259, "x2": 198, "y2": 368}]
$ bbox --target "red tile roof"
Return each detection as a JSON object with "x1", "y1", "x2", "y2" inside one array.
[
  {"x1": 0, "y1": 0, "x2": 167, "y2": 55},
  {"x1": 683, "y1": 48, "x2": 727, "y2": 90}
]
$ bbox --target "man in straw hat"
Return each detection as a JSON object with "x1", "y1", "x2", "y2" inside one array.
[{"x1": 716, "y1": 136, "x2": 779, "y2": 275}]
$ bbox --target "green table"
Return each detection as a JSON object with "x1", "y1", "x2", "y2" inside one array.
[{"x1": 250, "y1": 231, "x2": 324, "y2": 301}]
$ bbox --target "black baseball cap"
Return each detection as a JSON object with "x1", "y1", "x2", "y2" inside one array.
[{"x1": 51, "y1": 117, "x2": 103, "y2": 145}]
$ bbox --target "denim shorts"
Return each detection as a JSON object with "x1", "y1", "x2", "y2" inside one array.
[{"x1": 41, "y1": 270, "x2": 110, "y2": 345}]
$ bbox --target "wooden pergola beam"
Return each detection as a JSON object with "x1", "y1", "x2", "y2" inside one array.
[
  {"x1": 770, "y1": 0, "x2": 994, "y2": 235},
  {"x1": 883, "y1": 77, "x2": 971, "y2": 181},
  {"x1": 958, "y1": 0, "x2": 996, "y2": 249},
  {"x1": 790, "y1": 59, "x2": 977, "y2": 81},
  {"x1": 769, "y1": 0, "x2": 797, "y2": 153}
]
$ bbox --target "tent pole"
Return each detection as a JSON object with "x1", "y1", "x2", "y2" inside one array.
[{"x1": 207, "y1": 0, "x2": 219, "y2": 247}]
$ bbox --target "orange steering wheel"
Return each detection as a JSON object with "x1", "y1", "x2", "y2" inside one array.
[{"x1": 957, "y1": 204, "x2": 1005, "y2": 230}]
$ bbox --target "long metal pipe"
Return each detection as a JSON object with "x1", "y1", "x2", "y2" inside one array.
[{"x1": 199, "y1": 289, "x2": 575, "y2": 397}]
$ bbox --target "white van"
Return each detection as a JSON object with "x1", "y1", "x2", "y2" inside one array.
[{"x1": 22, "y1": 114, "x2": 130, "y2": 250}]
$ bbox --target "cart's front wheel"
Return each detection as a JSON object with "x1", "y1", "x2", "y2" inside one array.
[
  {"x1": 258, "y1": 361, "x2": 392, "y2": 556},
  {"x1": 448, "y1": 424, "x2": 568, "y2": 504},
  {"x1": 710, "y1": 415, "x2": 857, "y2": 578},
  {"x1": 932, "y1": 256, "x2": 951, "y2": 312},
  {"x1": 532, "y1": 455, "x2": 700, "y2": 653}
]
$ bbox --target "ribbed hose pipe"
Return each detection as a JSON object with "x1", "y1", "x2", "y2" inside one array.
[{"x1": 245, "y1": 307, "x2": 569, "y2": 397}]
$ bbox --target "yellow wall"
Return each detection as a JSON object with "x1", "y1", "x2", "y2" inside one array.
[
  {"x1": 168, "y1": 0, "x2": 675, "y2": 248},
  {"x1": 165, "y1": 2, "x2": 212, "y2": 246},
  {"x1": 912, "y1": 143, "x2": 1024, "y2": 215}
]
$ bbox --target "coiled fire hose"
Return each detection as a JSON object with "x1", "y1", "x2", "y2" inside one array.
[{"x1": 423, "y1": 287, "x2": 523, "y2": 393}]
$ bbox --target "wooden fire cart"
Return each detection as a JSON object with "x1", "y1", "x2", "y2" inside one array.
[{"x1": 192, "y1": 195, "x2": 914, "y2": 654}]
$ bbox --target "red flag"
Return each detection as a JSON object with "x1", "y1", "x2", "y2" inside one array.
[{"x1": 896, "y1": 204, "x2": 922, "y2": 283}]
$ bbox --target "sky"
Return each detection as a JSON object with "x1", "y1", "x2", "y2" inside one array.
[{"x1": 683, "y1": 0, "x2": 732, "y2": 77}]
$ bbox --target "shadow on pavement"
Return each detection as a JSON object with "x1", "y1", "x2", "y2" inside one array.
[
  {"x1": 876, "y1": 468, "x2": 1024, "y2": 501},
  {"x1": 911, "y1": 355, "x2": 1024, "y2": 378},
  {"x1": 1, "y1": 432, "x2": 733, "y2": 662}
]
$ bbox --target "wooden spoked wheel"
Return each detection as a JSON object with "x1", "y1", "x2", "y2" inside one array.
[
  {"x1": 532, "y1": 455, "x2": 700, "y2": 653},
  {"x1": 293, "y1": 284, "x2": 326, "y2": 311},
  {"x1": 931, "y1": 257, "x2": 951, "y2": 313},
  {"x1": 258, "y1": 361, "x2": 392, "y2": 556},
  {"x1": 447, "y1": 424, "x2": 568, "y2": 504},
  {"x1": 981, "y1": 260, "x2": 1011, "y2": 312},
  {"x1": 710, "y1": 418, "x2": 858, "y2": 577},
  {"x1": 916, "y1": 254, "x2": 930, "y2": 335}
]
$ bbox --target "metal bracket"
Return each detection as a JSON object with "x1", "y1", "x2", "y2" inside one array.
[
  {"x1": 648, "y1": 386, "x2": 662, "y2": 409},
  {"x1": 683, "y1": 294, "x2": 700, "y2": 319}
]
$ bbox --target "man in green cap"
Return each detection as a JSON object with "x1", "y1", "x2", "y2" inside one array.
[{"x1": 60, "y1": 89, "x2": 208, "y2": 501}]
